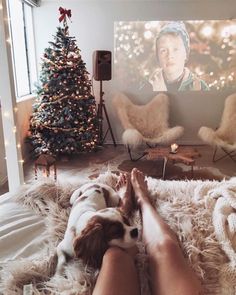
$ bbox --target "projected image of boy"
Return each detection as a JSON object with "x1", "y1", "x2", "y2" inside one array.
[{"x1": 149, "y1": 21, "x2": 209, "y2": 91}]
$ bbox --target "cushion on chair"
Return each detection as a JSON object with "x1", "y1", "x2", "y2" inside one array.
[
  {"x1": 122, "y1": 129, "x2": 143, "y2": 147},
  {"x1": 218, "y1": 93, "x2": 236, "y2": 143},
  {"x1": 198, "y1": 93, "x2": 236, "y2": 151},
  {"x1": 113, "y1": 92, "x2": 184, "y2": 147}
]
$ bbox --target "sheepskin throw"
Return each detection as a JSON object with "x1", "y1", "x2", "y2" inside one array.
[
  {"x1": 112, "y1": 93, "x2": 184, "y2": 147},
  {"x1": 1, "y1": 173, "x2": 236, "y2": 295},
  {"x1": 198, "y1": 93, "x2": 236, "y2": 151}
]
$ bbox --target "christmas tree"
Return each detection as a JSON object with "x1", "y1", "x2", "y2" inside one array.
[{"x1": 28, "y1": 7, "x2": 98, "y2": 158}]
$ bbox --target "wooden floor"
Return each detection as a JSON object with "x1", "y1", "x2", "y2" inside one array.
[{"x1": 1, "y1": 144, "x2": 235, "y2": 195}]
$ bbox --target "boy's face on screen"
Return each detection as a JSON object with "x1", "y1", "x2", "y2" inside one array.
[{"x1": 157, "y1": 33, "x2": 187, "y2": 80}]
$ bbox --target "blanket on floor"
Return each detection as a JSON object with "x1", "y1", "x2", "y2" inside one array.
[{"x1": 1, "y1": 173, "x2": 236, "y2": 295}]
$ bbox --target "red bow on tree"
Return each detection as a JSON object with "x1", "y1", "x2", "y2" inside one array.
[{"x1": 59, "y1": 7, "x2": 72, "y2": 23}]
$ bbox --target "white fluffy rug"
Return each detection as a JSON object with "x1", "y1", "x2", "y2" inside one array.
[{"x1": 1, "y1": 173, "x2": 236, "y2": 295}]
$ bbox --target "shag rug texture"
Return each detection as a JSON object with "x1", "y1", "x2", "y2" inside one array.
[{"x1": 1, "y1": 173, "x2": 236, "y2": 295}]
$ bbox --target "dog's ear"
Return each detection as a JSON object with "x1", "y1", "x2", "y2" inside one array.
[{"x1": 73, "y1": 217, "x2": 108, "y2": 269}]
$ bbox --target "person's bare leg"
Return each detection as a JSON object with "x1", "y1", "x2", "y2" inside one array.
[
  {"x1": 131, "y1": 168, "x2": 203, "y2": 295},
  {"x1": 92, "y1": 247, "x2": 140, "y2": 295},
  {"x1": 115, "y1": 172, "x2": 128, "y2": 191}
]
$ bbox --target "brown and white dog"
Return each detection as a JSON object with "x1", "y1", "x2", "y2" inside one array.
[{"x1": 56, "y1": 180, "x2": 138, "y2": 274}]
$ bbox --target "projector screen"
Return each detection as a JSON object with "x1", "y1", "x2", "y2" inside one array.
[{"x1": 114, "y1": 20, "x2": 236, "y2": 92}]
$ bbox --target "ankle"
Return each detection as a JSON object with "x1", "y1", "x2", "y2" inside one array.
[
  {"x1": 141, "y1": 195, "x2": 154, "y2": 207},
  {"x1": 146, "y1": 235, "x2": 180, "y2": 257}
]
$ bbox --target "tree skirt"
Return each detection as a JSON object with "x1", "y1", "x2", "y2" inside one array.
[{"x1": 1, "y1": 172, "x2": 236, "y2": 295}]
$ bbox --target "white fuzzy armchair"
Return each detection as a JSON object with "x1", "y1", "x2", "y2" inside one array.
[
  {"x1": 113, "y1": 92, "x2": 184, "y2": 160},
  {"x1": 198, "y1": 93, "x2": 236, "y2": 162}
]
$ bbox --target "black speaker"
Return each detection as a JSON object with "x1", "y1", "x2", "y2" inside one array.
[{"x1": 93, "y1": 50, "x2": 112, "y2": 81}]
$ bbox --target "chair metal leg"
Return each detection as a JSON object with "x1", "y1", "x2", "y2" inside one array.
[
  {"x1": 222, "y1": 147, "x2": 236, "y2": 162},
  {"x1": 212, "y1": 146, "x2": 236, "y2": 163},
  {"x1": 191, "y1": 165, "x2": 194, "y2": 178},
  {"x1": 162, "y1": 157, "x2": 168, "y2": 179},
  {"x1": 212, "y1": 146, "x2": 218, "y2": 162},
  {"x1": 127, "y1": 145, "x2": 147, "y2": 162}
]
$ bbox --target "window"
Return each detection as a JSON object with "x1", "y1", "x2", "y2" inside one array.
[{"x1": 7, "y1": 0, "x2": 38, "y2": 99}]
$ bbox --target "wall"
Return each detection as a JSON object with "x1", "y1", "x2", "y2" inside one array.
[
  {"x1": 17, "y1": 98, "x2": 35, "y2": 160},
  {"x1": 0, "y1": 98, "x2": 33, "y2": 186},
  {"x1": 0, "y1": 112, "x2": 7, "y2": 185},
  {"x1": 33, "y1": 0, "x2": 236, "y2": 144}
]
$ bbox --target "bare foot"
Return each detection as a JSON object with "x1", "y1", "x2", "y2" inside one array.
[
  {"x1": 130, "y1": 168, "x2": 151, "y2": 207},
  {"x1": 116, "y1": 172, "x2": 137, "y2": 216},
  {"x1": 115, "y1": 172, "x2": 129, "y2": 192}
]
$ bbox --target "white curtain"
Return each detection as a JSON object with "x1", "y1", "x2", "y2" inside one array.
[{"x1": 23, "y1": 0, "x2": 40, "y2": 7}]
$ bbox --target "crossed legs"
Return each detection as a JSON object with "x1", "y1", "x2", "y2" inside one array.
[{"x1": 93, "y1": 169, "x2": 203, "y2": 295}]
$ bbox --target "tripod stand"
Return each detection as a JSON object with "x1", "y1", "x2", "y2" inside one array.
[{"x1": 97, "y1": 80, "x2": 116, "y2": 146}]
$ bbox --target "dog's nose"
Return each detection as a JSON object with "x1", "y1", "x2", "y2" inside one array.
[{"x1": 130, "y1": 228, "x2": 138, "y2": 238}]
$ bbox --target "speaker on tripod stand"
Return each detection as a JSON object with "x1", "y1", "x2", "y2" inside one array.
[{"x1": 93, "y1": 50, "x2": 116, "y2": 147}]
